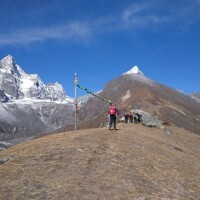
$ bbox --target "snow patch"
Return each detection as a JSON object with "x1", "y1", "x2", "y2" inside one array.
[
  {"x1": 189, "y1": 92, "x2": 200, "y2": 103},
  {"x1": 66, "y1": 95, "x2": 74, "y2": 103},
  {"x1": 6, "y1": 98, "x2": 73, "y2": 105},
  {"x1": 122, "y1": 90, "x2": 131, "y2": 102},
  {"x1": 20, "y1": 77, "x2": 35, "y2": 92},
  {"x1": 96, "y1": 90, "x2": 103, "y2": 94},
  {"x1": 123, "y1": 66, "x2": 143, "y2": 75}
]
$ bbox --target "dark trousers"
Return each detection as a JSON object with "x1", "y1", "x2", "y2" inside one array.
[
  {"x1": 124, "y1": 116, "x2": 129, "y2": 124},
  {"x1": 109, "y1": 115, "x2": 116, "y2": 129},
  {"x1": 129, "y1": 116, "x2": 133, "y2": 123},
  {"x1": 134, "y1": 117, "x2": 137, "y2": 123}
]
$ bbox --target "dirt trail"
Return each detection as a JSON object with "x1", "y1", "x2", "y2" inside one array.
[{"x1": 0, "y1": 123, "x2": 200, "y2": 199}]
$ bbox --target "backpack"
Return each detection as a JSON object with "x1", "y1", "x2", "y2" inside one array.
[
  {"x1": 109, "y1": 106, "x2": 116, "y2": 115},
  {"x1": 124, "y1": 113, "x2": 128, "y2": 117}
]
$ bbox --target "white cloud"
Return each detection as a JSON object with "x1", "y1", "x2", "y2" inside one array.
[
  {"x1": 122, "y1": 3, "x2": 150, "y2": 21},
  {"x1": 0, "y1": 21, "x2": 92, "y2": 46},
  {"x1": 0, "y1": 1, "x2": 200, "y2": 47},
  {"x1": 121, "y1": 0, "x2": 200, "y2": 29}
]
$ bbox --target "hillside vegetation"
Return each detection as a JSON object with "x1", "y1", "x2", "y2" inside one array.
[{"x1": 0, "y1": 123, "x2": 199, "y2": 199}]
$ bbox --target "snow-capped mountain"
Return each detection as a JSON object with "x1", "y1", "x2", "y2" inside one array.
[
  {"x1": 0, "y1": 55, "x2": 77, "y2": 150},
  {"x1": 76, "y1": 90, "x2": 103, "y2": 106},
  {"x1": 1, "y1": 56, "x2": 200, "y2": 150},
  {"x1": 0, "y1": 55, "x2": 67, "y2": 102},
  {"x1": 122, "y1": 65, "x2": 156, "y2": 86},
  {"x1": 58, "y1": 65, "x2": 200, "y2": 135}
]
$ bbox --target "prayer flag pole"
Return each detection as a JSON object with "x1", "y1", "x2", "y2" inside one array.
[{"x1": 74, "y1": 73, "x2": 78, "y2": 131}]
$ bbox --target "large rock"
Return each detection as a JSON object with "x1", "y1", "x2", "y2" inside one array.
[
  {"x1": 132, "y1": 109, "x2": 162, "y2": 128},
  {"x1": 119, "y1": 109, "x2": 163, "y2": 128}
]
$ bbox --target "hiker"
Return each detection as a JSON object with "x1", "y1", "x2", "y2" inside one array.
[
  {"x1": 137, "y1": 113, "x2": 142, "y2": 123},
  {"x1": 124, "y1": 113, "x2": 129, "y2": 124},
  {"x1": 134, "y1": 112, "x2": 138, "y2": 123},
  {"x1": 129, "y1": 112, "x2": 134, "y2": 123},
  {"x1": 108, "y1": 103, "x2": 119, "y2": 130}
]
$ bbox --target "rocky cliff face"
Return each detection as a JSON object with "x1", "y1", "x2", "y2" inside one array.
[
  {"x1": 0, "y1": 56, "x2": 21, "y2": 98},
  {"x1": 189, "y1": 92, "x2": 200, "y2": 103},
  {"x1": 46, "y1": 82, "x2": 67, "y2": 102},
  {"x1": 0, "y1": 90, "x2": 9, "y2": 103}
]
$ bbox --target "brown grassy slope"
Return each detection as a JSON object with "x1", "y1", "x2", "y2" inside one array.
[{"x1": 0, "y1": 123, "x2": 200, "y2": 199}]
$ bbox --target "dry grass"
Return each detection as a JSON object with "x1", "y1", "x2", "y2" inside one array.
[{"x1": 0, "y1": 123, "x2": 200, "y2": 199}]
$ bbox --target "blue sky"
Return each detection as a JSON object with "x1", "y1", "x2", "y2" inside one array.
[{"x1": 0, "y1": 0, "x2": 200, "y2": 97}]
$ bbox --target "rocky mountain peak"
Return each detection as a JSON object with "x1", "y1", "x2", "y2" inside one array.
[
  {"x1": 1, "y1": 55, "x2": 15, "y2": 66},
  {"x1": 1, "y1": 55, "x2": 20, "y2": 76},
  {"x1": 0, "y1": 55, "x2": 68, "y2": 102},
  {"x1": 46, "y1": 82, "x2": 66, "y2": 101},
  {"x1": 123, "y1": 66, "x2": 143, "y2": 76}
]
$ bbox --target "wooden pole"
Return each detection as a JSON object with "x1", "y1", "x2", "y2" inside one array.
[{"x1": 74, "y1": 73, "x2": 78, "y2": 131}]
